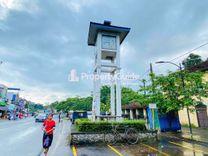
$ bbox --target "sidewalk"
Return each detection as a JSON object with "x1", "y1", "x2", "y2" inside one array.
[
  {"x1": 41, "y1": 120, "x2": 72, "y2": 156},
  {"x1": 161, "y1": 127, "x2": 208, "y2": 145},
  {"x1": 180, "y1": 127, "x2": 208, "y2": 143}
]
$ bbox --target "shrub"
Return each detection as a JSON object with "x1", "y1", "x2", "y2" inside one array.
[{"x1": 75, "y1": 119, "x2": 146, "y2": 132}]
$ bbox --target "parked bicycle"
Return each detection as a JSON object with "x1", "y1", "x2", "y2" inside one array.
[{"x1": 104, "y1": 124, "x2": 139, "y2": 145}]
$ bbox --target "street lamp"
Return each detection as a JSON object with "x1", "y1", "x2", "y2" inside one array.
[{"x1": 155, "y1": 61, "x2": 193, "y2": 139}]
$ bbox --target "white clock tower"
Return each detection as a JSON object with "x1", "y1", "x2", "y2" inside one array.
[{"x1": 87, "y1": 21, "x2": 130, "y2": 121}]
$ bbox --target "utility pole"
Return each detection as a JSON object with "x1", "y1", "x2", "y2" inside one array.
[
  {"x1": 150, "y1": 63, "x2": 155, "y2": 94},
  {"x1": 179, "y1": 63, "x2": 193, "y2": 139},
  {"x1": 150, "y1": 63, "x2": 155, "y2": 130},
  {"x1": 142, "y1": 79, "x2": 146, "y2": 96}
]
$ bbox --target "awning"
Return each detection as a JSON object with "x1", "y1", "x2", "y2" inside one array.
[
  {"x1": 0, "y1": 101, "x2": 7, "y2": 107},
  {"x1": 0, "y1": 106, "x2": 8, "y2": 111}
]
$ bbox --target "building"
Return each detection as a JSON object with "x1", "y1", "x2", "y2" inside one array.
[
  {"x1": 178, "y1": 60, "x2": 208, "y2": 128},
  {"x1": 0, "y1": 84, "x2": 8, "y2": 118},
  {"x1": 122, "y1": 102, "x2": 147, "y2": 120}
]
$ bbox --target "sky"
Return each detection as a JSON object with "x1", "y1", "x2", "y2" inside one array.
[{"x1": 0, "y1": 0, "x2": 208, "y2": 104}]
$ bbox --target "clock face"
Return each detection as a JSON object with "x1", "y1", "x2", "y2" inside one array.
[{"x1": 101, "y1": 35, "x2": 116, "y2": 50}]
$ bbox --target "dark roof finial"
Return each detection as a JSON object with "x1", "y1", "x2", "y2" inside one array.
[{"x1": 104, "y1": 20, "x2": 111, "y2": 26}]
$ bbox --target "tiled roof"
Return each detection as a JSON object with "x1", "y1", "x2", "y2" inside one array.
[{"x1": 122, "y1": 102, "x2": 145, "y2": 109}]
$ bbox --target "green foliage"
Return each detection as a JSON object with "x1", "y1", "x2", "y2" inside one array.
[
  {"x1": 75, "y1": 119, "x2": 146, "y2": 132},
  {"x1": 182, "y1": 53, "x2": 203, "y2": 69},
  {"x1": 101, "y1": 86, "x2": 110, "y2": 104},
  {"x1": 121, "y1": 87, "x2": 141, "y2": 104},
  {"x1": 100, "y1": 86, "x2": 110, "y2": 112},
  {"x1": 27, "y1": 103, "x2": 44, "y2": 113},
  {"x1": 52, "y1": 85, "x2": 142, "y2": 113},
  {"x1": 51, "y1": 62, "x2": 208, "y2": 114},
  {"x1": 51, "y1": 96, "x2": 92, "y2": 112},
  {"x1": 139, "y1": 71, "x2": 208, "y2": 113}
]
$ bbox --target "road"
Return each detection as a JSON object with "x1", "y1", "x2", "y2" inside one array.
[
  {"x1": 0, "y1": 117, "x2": 71, "y2": 156},
  {"x1": 0, "y1": 118, "x2": 43, "y2": 156},
  {"x1": 72, "y1": 135, "x2": 208, "y2": 156},
  {"x1": 1, "y1": 118, "x2": 208, "y2": 156}
]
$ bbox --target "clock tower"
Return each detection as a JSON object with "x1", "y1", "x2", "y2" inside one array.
[{"x1": 87, "y1": 21, "x2": 130, "y2": 121}]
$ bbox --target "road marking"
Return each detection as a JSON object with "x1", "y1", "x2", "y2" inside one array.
[
  {"x1": 72, "y1": 145, "x2": 77, "y2": 156},
  {"x1": 141, "y1": 143, "x2": 170, "y2": 156},
  {"x1": 169, "y1": 141, "x2": 208, "y2": 154},
  {"x1": 107, "y1": 145, "x2": 124, "y2": 156}
]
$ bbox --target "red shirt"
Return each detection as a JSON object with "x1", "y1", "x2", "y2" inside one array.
[{"x1": 43, "y1": 119, "x2": 56, "y2": 135}]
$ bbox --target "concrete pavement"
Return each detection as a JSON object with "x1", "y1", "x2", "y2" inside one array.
[
  {"x1": 180, "y1": 127, "x2": 208, "y2": 143},
  {"x1": 46, "y1": 120, "x2": 71, "y2": 156},
  {"x1": 71, "y1": 133, "x2": 208, "y2": 156},
  {"x1": 0, "y1": 117, "x2": 72, "y2": 156}
]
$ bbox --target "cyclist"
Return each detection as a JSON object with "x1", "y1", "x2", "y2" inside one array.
[{"x1": 42, "y1": 113, "x2": 56, "y2": 156}]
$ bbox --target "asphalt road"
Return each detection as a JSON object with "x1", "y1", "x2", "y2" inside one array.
[
  {"x1": 0, "y1": 117, "x2": 71, "y2": 156},
  {"x1": 0, "y1": 118, "x2": 43, "y2": 156},
  {"x1": 1, "y1": 118, "x2": 208, "y2": 156},
  {"x1": 72, "y1": 135, "x2": 208, "y2": 156}
]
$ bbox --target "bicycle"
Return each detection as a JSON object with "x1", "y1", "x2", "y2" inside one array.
[{"x1": 104, "y1": 124, "x2": 139, "y2": 145}]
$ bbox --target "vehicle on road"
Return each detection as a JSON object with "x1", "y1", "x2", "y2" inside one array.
[
  {"x1": 72, "y1": 111, "x2": 88, "y2": 124},
  {"x1": 87, "y1": 111, "x2": 92, "y2": 120},
  {"x1": 35, "y1": 114, "x2": 47, "y2": 122}
]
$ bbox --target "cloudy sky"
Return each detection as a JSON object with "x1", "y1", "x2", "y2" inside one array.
[{"x1": 0, "y1": 0, "x2": 208, "y2": 104}]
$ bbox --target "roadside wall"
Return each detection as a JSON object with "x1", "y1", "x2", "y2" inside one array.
[
  {"x1": 178, "y1": 72, "x2": 208, "y2": 127},
  {"x1": 178, "y1": 107, "x2": 199, "y2": 127},
  {"x1": 202, "y1": 72, "x2": 208, "y2": 116}
]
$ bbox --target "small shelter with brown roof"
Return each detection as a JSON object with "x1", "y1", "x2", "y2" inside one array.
[{"x1": 122, "y1": 102, "x2": 147, "y2": 120}]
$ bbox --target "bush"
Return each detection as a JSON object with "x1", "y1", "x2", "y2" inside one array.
[{"x1": 75, "y1": 119, "x2": 146, "y2": 132}]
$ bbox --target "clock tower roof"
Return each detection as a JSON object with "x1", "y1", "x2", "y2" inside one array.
[{"x1": 87, "y1": 21, "x2": 130, "y2": 46}]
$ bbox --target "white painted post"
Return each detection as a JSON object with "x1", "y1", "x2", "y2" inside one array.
[
  {"x1": 110, "y1": 74, "x2": 115, "y2": 116},
  {"x1": 130, "y1": 109, "x2": 133, "y2": 120},
  {"x1": 115, "y1": 35, "x2": 122, "y2": 121},
  {"x1": 136, "y1": 109, "x2": 139, "y2": 119},
  {"x1": 95, "y1": 33, "x2": 102, "y2": 117},
  {"x1": 92, "y1": 71, "x2": 96, "y2": 121}
]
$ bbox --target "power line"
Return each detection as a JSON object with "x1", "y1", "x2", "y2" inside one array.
[
  {"x1": 140, "y1": 41, "x2": 208, "y2": 79},
  {"x1": 139, "y1": 69, "x2": 150, "y2": 80},
  {"x1": 170, "y1": 42, "x2": 208, "y2": 62}
]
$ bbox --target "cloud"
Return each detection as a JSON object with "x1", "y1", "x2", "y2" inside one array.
[
  {"x1": 58, "y1": 0, "x2": 98, "y2": 13},
  {"x1": 0, "y1": 0, "x2": 208, "y2": 104},
  {"x1": 0, "y1": 0, "x2": 39, "y2": 20}
]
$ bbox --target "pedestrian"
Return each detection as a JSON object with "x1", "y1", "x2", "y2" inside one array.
[
  {"x1": 42, "y1": 113, "x2": 56, "y2": 156},
  {"x1": 58, "y1": 112, "x2": 61, "y2": 123}
]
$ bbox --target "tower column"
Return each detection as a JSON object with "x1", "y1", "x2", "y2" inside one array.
[
  {"x1": 110, "y1": 74, "x2": 115, "y2": 116},
  {"x1": 87, "y1": 21, "x2": 130, "y2": 121},
  {"x1": 95, "y1": 33, "x2": 101, "y2": 118},
  {"x1": 92, "y1": 71, "x2": 96, "y2": 121},
  {"x1": 116, "y1": 70, "x2": 122, "y2": 120}
]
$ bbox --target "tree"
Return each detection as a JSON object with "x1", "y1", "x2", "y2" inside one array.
[
  {"x1": 122, "y1": 87, "x2": 141, "y2": 105},
  {"x1": 140, "y1": 71, "x2": 208, "y2": 113},
  {"x1": 100, "y1": 86, "x2": 110, "y2": 105},
  {"x1": 182, "y1": 53, "x2": 203, "y2": 69},
  {"x1": 50, "y1": 85, "x2": 142, "y2": 112}
]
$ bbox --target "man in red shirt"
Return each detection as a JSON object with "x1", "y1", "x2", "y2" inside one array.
[{"x1": 42, "y1": 113, "x2": 56, "y2": 156}]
